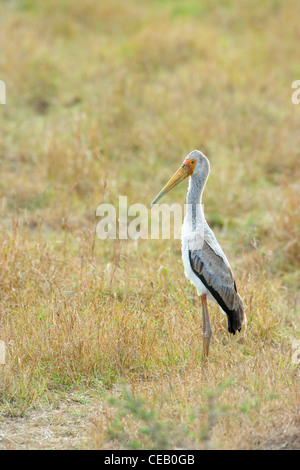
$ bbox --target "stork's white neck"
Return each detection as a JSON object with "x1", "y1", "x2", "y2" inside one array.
[
  {"x1": 187, "y1": 173, "x2": 206, "y2": 205},
  {"x1": 182, "y1": 154, "x2": 210, "y2": 250},
  {"x1": 185, "y1": 173, "x2": 208, "y2": 229}
]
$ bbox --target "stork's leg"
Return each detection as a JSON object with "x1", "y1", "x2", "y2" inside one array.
[{"x1": 201, "y1": 294, "x2": 212, "y2": 363}]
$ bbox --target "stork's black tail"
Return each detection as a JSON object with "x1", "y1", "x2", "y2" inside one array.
[{"x1": 226, "y1": 293, "x2": 244, "y2": 335}]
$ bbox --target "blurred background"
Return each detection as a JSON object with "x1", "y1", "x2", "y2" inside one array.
[
  {"x1": 0, "y1": 0, "x2": 299, "y2": 449},
  {"x1": 1, "y1": 0, "x2": 299, "y2": 284}
]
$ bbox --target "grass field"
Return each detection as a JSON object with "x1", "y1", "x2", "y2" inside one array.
[{"x1": 0, "y1": 0, "x2": 299, "y2": 449}]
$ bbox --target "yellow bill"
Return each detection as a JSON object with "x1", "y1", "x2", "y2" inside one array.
[{"x1": 149, "y1": 161, "x2": 193, "y2": 208}]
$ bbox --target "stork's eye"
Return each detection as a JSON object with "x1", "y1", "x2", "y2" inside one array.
[{"x1": 191, "y1": 160, "x2": 195, "y2": 164}]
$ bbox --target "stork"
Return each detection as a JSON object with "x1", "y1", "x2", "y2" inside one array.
[{"x1": 150, "y1": 150, "x2": 245, "y2": 364}]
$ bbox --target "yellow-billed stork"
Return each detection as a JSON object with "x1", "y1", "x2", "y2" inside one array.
[{"x1": 150, "y1": 150, "x2": 245, "y2": 362}]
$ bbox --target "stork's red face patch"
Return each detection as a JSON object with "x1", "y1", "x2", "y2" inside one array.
[{"x1": 183, "y1": 158, "x2": 196, "y2": 175}]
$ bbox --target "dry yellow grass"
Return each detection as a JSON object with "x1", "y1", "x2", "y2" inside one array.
[{"x1": 0, "y1": 0, "x2": 299, "y2": 449}]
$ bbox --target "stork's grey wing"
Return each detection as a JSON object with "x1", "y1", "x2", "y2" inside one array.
[{"x1": 189, "y1": 241, "x2": 244, "y2": 334}]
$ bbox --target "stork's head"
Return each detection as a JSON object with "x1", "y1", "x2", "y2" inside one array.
[{"x1": 150, "y1": 150, "x2": 209, "y2": 208}]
